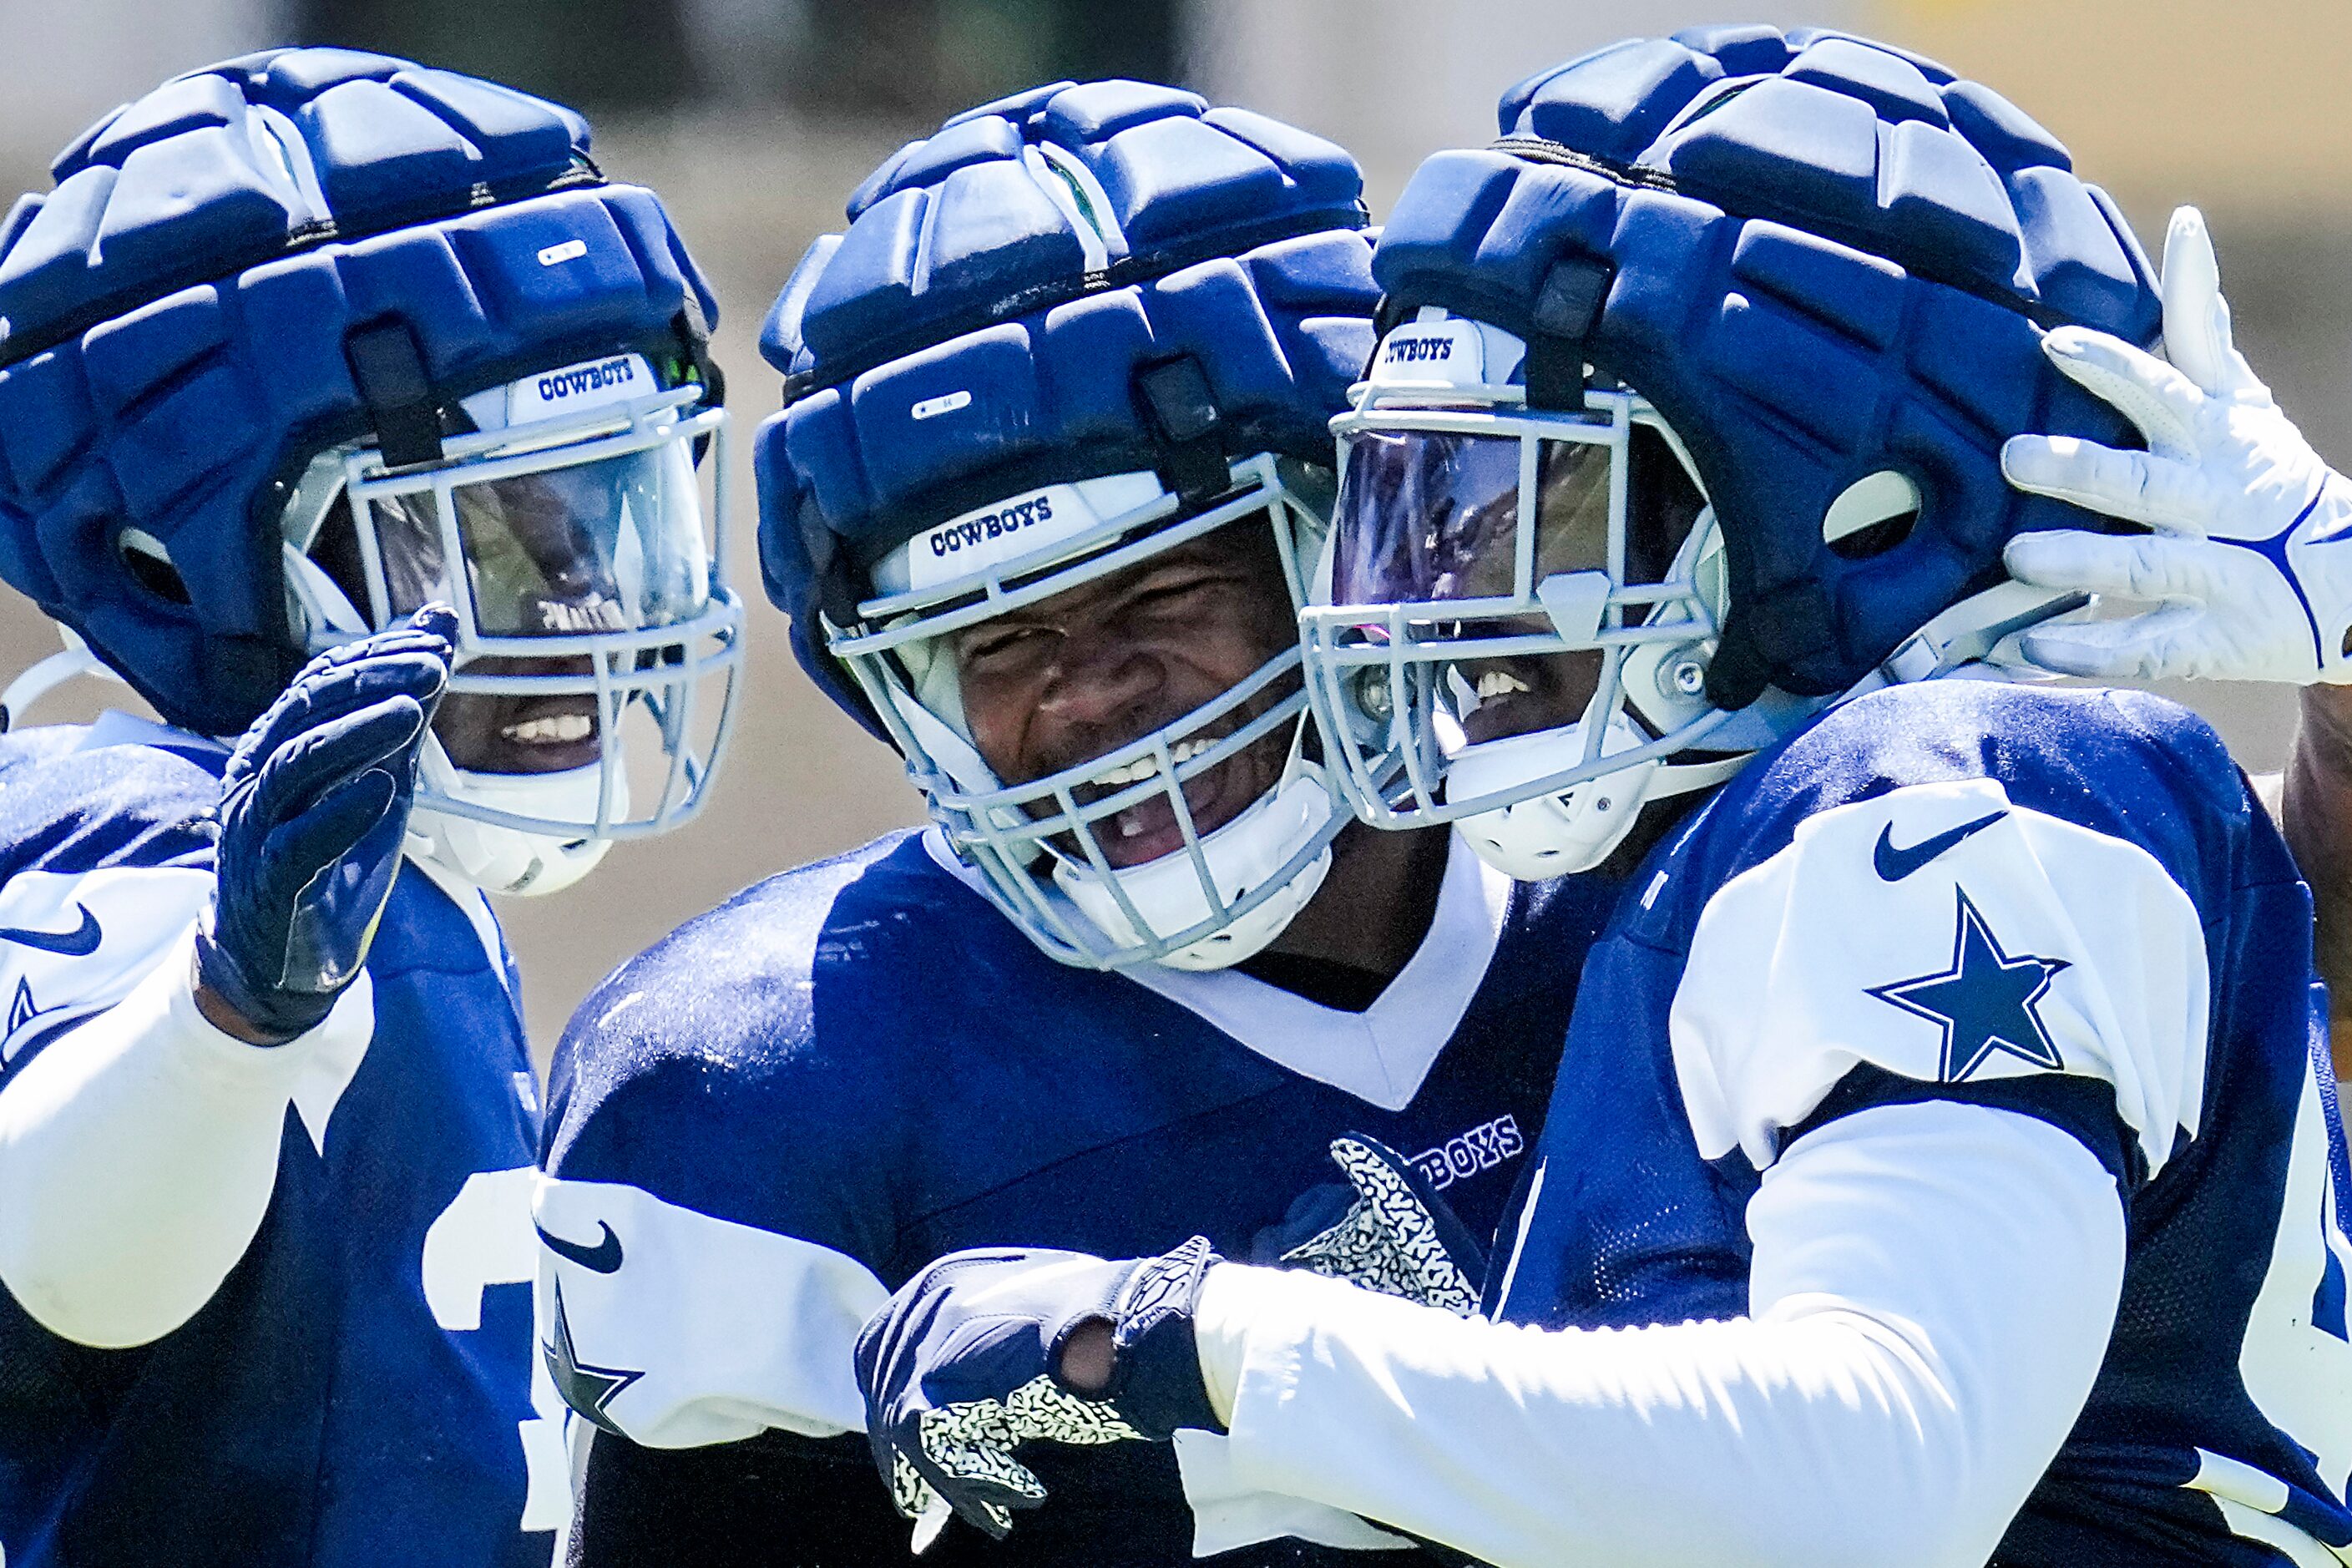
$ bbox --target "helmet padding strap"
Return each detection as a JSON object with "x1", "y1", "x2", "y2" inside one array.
[
  {"x1": 343, "y1": 319, "x2": 444, "y2": 471},
  {"x1": 1136, "y1": 356, "x2": 1229, "y2": 508},
  {"x1": 1523, "y1": 255, "x2": 1613, "y2": 412}
]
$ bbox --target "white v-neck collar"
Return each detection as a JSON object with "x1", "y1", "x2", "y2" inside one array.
[{"x1": 920, "y1": 828, "x2": 1512, "y2": 1111}]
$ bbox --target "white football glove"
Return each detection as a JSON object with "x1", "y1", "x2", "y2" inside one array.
[
  {"x1": 1277, "y1": 1135, "x2": 1484, "y2": 1315},
  {"x1": 2000, "y1": 205, "x2": 2352, "y2": 684}
]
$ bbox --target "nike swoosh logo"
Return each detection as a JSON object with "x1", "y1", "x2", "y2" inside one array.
[
  {"x1": 1874, "y1": 809, "x2": 2010, "y2": 882},
  {"x1": 537, "y1": 1220, "x2": 624, "y2": 1275},
  {"x1": 0, "y1": 905, "x2": 102, "y2": 957}
]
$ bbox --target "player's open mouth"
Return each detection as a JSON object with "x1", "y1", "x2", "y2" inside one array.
[
  {"x1": 504, "y1": 712, "x2": 593, "y2": 746},
  {"x1": 1069, "y1": 726, "x2": 1276, "y2": 870},
  {"x1": 1453, "y1": 650, "x2": 1603, "y2": 746},
  {"x1": 437, "y1": 692, "x2": 604, "y2": 775}
]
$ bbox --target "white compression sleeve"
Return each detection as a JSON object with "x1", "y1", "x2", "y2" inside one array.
[
  {"x1": 0, "y1": 929, "x2": 366, "y2": 1348},
  {"x1": 1201, "y1": 1101, "x2": 2126, "y2": 1568}
]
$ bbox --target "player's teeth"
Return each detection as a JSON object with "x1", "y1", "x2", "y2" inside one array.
[
  {"x1": 503, "y1": 714, "x2": 592, "y2": 744},
  {"x1": 1095, "y1": 754, "x2": 1162, "y2": 787},
  {"x1": 1117, "y1": 811, "x2": 1145, "y2": 839},
  {"x1": 1095, "y1": 736, "x2": 1221, "y2": 790},
  {"x1": 1475, "y1": 670, "x2": 1532, "y2": 700}
]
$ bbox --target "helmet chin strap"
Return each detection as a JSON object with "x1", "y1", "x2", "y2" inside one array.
[
  {"x1": 282, "y1": 543, "x2": 371, "y2": 646},
  {"x1": 1446, "y1": 705, "x2": 1741, "y2": 880},
  {"x1": 1050, "y1": 714, "x2": 1333, "y2": 970},
  {"x1": 408, "y1": 734, "x2": 620, "y2": 898},
  {"x1": 1857, "y1": 579, "x2": 2089, "y2": 691},
  {"x1": 1050, "y1": 749, "x2": 1338, "y2": 972},
  {"x1": 882, "y1": 676, "x2": 1047, "y2": 865}
]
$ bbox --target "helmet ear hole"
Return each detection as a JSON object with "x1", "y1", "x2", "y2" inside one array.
[
  {"x1": 118, "y1": 529, "x2": 191, "y2": 606},
  {"x1": 1822, "y1": 469, "x2": 1920, "y2": 561}
]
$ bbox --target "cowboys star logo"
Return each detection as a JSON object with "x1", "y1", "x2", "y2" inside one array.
[{"x1": 1868, "y1": 888, "x2": 2071, "y2": 1083}]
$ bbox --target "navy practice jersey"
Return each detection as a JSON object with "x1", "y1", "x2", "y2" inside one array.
[
  {"x1": 1491, "y1": 680, "x2": 2352, "y2": 1566},
  {"x1": 0, "y1": 717, "x2": 562, "y2": 1568},
  {"x1": 538, "y1": 828, "x2": 1616, "y2": 1565}
]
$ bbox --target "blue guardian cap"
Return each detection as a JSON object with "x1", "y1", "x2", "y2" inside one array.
[
  {"x1": 757, "y1": 81, "x2": 1378, "y2": 969},
  {"x1": 1298, "y1": 25, "x2": 2160, "y2": 878},
  {"x1": 0, "y1": 48, "x2": 743, "y2": 894}
]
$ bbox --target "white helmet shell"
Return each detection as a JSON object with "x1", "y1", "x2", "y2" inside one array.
[{"x1": 408, "y1": 739, "x2": 620, "y2": 898}]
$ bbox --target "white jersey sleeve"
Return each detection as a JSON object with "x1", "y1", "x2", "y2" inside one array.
[
  {"x1": 0, "y1": 865, "x2": 374, "y2": 1348},
  {"x1": 1198, "y1": 1098, "x2": 2126, "y2": 1568},
  {"x1": 1190, "y1": 761, "x2": 2221, "y2": 1565},
  {"x1": 533, "y1": 1175, "x2": 889, "y2": 1448},
  {"x1": 1672, "y1": 776, "x2": 2208, "y2": 1178}
]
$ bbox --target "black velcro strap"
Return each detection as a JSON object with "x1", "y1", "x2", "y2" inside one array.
[
  {"x1": 1523, "y1": 255, "x2": 1614, "y2": 411},
  {"x1": 1366, "y1": 293, "x2": 1414, "y2": 377},
  {"x1": 1135, "y1": 356, "x2": 1230, "y2": 507},
  {"x1": 1702, "y1": 618, "x2": 1772, "y2": 711},
  {"x1": 343, "y1": 320, "x2": 444, "y2": 470}
]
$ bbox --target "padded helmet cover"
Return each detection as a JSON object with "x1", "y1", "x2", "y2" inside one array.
[
  {"x1": 0, "y1": 48, "x2": 721, "y2": 734},
  {"x1": 1373, "y1": 24, "x2": 2162, "y2": 706},
  {"x1": 754, "y1": 80, "x2": 1378, "y2": 739}
]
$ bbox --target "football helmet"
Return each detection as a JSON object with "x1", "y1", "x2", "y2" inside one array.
[
  {"x1": 0, "y1": 49, "x2": 742, "y2": 894},
  {"x1": 1299, "y1": 25, "x2": 2162, "y2": 878},
  {"x1": 758, "y1": 81, "x2": 1374, "y2": 969}
]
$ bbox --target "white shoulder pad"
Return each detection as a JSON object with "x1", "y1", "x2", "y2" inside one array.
[
  {"x1": 0, "y1": 867, "x2": 212, "y2": 1066},
  {"x1": 1670, "y1": 778, "x2": 2208, "y2": 1176},
  {"x1": 533, "y1": 1176, "x2": 890, "y2": 1449}
]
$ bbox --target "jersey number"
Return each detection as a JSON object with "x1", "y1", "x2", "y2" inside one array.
[
  {"x1": 2213, "y1": 1065, "x2": 2352, "y2": 1563},
  {"x1": 423, "y1": 1166, "x2": 569, "y2": 1540}
]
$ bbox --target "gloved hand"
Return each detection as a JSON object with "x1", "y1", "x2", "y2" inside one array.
[
  {"x1": 194, "y1": 605, "x2": 455, "y2": 1042},
  {"x1": 853, "y1": 1236, "x2": 1222, "y2": 1551},
  {"x1": 1273, "y1": 1135, "x2": 1484, "y2": 1315},
  {"x1": 2000, "y1": 205, "x2": 2352, "y2": 684}
]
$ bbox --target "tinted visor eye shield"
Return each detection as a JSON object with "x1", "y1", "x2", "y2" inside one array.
[
  {"x1": 825, "y1": 453, "x2": 1344, "y2": 971},
  {"x1": 1301, "y1": 382, "x2": 1729, "y2": 830},
  {"x1": 336, "y1": 372, "x2": 744, "y2": 839}
]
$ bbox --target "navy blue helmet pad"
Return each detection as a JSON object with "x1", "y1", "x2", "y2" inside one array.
[
  {"x1": 755, "y1": 81, "x2": 1380, "y2": 742},
  {"x1": 1370, "y1": 24, "x2": 2160, "y2": 702},
  {"x1": 2, "y1": 48, "x2": 596, "y2": 372},
  {"x1": 771, "y1": 79, "x2": 1368, "y2": 398},
  {"x1": 0, "y1": 48, "x2": 720, "y2": 736},
  {"x1": 767, "y1": 230, "x2": 1376, "y2": 565},
  {"x1": 1489, "y1": 27, "x2": 2152, "y2": 337}
]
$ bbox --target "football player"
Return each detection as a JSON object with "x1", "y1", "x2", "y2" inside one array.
[
  {"x1": 539, "y1": 52, "x2": 2346, "y2": 1565},
  {"x1": 0, "y1": 49, "x2": 740, "y2": 1568},
  {"x1": 536, "y1": 83, "x2": 1627, "y2": 1565},
  {"x1": 851, "y1": 29, "x2": 2352, "y2": 1568}
]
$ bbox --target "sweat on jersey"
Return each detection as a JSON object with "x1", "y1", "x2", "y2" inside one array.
[
  {"x1": 1194, "y1": 681, "x2": 2352, "y2": 1568},
  {"x1": 0, "y1": 716, "x2": 562, "y2": 1568},
  {"x1": 536, "y1": 828, "x2": 1616, "y2": 1565}
]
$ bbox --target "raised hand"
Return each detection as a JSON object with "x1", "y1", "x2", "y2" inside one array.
[
  {"x1": 194, "y1": 606, "x2": 455, "y2": 1042},
  {"x1": 2000, "y1": 206, "x2": 2352, "y2": 684}
]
